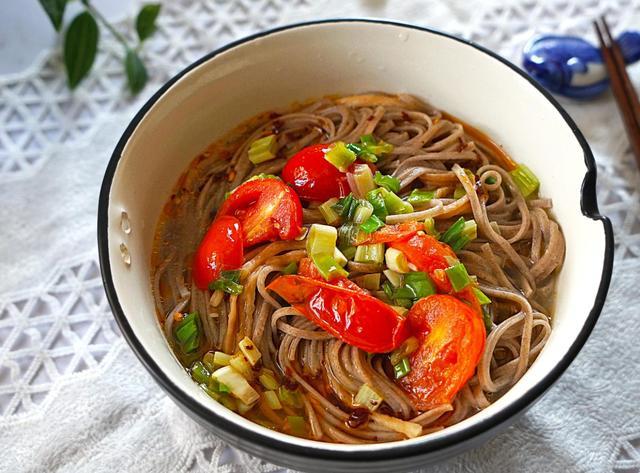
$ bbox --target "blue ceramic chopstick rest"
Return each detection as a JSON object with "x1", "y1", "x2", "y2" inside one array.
[{"x1": 522, "y1": 31, "x2": 640, "y2": 99}]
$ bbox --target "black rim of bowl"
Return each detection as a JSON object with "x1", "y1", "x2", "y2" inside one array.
[{"x1": 98, "y1": 18, "x2": 614, "y2": 464}]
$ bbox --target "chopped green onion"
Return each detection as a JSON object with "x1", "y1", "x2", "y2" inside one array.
[
  {"x1": 248, "y1": 135, "x2": 278, "y2": 164},
  {"x1": 393, "y1": 286, "x2": 417, "y2": 300},
  {"x1": 212, "y1": 351, "x2": 232, "y2": 367},
  {"x1": 359, "y1": 134, "x2": 394, "y2": 158},
  {"x1": 365, "y1": 188, "x2": 389, "y2": 220},
  {"x1": 324, "y1": 141, "x2": 357, "y2": 172},
  {"x1": 381, "y1": 188, "x2": 413, "y2": 215},
  {"x1": 281, "y1": 261, "x2": 298, "y2": 275},
  {"x1": 360, "y1": 214, "x2": 385, "y2": 234},
  {"x1": 286, "y1": 416, "x2": 307, "y2": 436},
  {"x1": 453, "y1": 185, "x2": 466, "y2": 199},
  {"x1": 311, "y1": 253, "x2": 349, "y2": 280},
  {"x1": 445, "y1": 263, "x2": 472, "y2": 291},
  {"x1": 391, "y1": 305, "x2": 409, "y2": 316},
  {"x1": 200, "y1": 383, "x2": 221, "y2": 401},
  {"x1": 485, "y1": 176, "x2": 497, "y2": 185},
  {"x1": 246, "y1": 173, "x2": 280, "y2": 182},
  {"x1": 342, "y1": 246, "x2": 357, "y2": 260},
  {"x1": 278, "y1": 386, "x2": 304, "y2": 408},
  {"x1": 211, "y1": 366, "x2": 259, "y2": 405},
  {"x1": 482, "y1": 305, "x2": 493, "y2": 332},
  {"x1": 258, "y1": 369, "x2": 280, "y2": 390},
  {"x1": 190, "y1": 361, "x2": 211, "y2": 384},
  {"x1": 332, "y1": 194, "x2": 359, "y2": 221},
  {"x1": 383, "y1": 269, "x2": 404, "y2": 288},
  {"x1": 472, "y1": 287, "x2": 491, "y2": 305},
  {"x1": 393, "y1": 357, "x2": 411, "y2": 379},
  {"x1": 354, "y1": 383, "x2": 384, "y2": 412},
  {"x1": 209, "y1": 270, "x2": 243, "y2": 295},
  {"x1": 353, "y1": 273, "x2": 381, "y2": 290},
  {"x1": 263, "y1": 390, "x2": 282, "y2": 410},
  {"x1": 373, "y1": 172, "x2": 401, "y2": 193},
  {"x1": 239, "y1": 336, "x2": 262, "y2": 366},
  {"x1": 348, "y1": 164, "x2": 376, "y2": 198},
  {"x1": 217, "y1": 381, "x2": 230, "y2": 394},
  {"x1": 407, "y1": 189, "x2": 435, "y2": 205},
  {"x1": 337, "y1": 222, "x2": 364, "y2": 249},
  {"x1": 389, "y1": 337, "x2": 420, "y2": 366},
  {"x1": 385, "y1": 248, "x2": 410, "y2": 273},
  {"x1": 354, "y1": 243, "x2": 385, "y2": 264},
  {"x1": 202, "y1": 352, "x2": 216, "y2": 371},
  {"x1": 306, "y1": 224, "x2": 337, "y2": 256},
  {"x1": 174, "y1": 312, "x2": 200, "y2": 354},
  {"x1": 318, "y1": 197, "x2": 341, "y2": 225},
  {"x1": 229, "y1": 354, "x2": 253, "y2": 380},
  {"x1": 353, "y1": 200, "x2": 374, "y2": 224},
  {"x1": 394, "y1": 297, "x2": 413, "y2": 309},
  {"x1": 404, "y1": 271, "x2": 436, "y2": 299},
  {"x1": 382, "y1": 281, "x2": 394, "y2": 301},
  {"x1": 423, "y1": 217, "x2": 439, "y2": 238},
  {"x1": 440, "y1": 217, "x2": 465, "y2": 246},
  {"x1": 451, "y1": 220, "x2": 478, "y2": 251},
  {"x1": 333, "y1": 247, "x2": 348, "y2": 267},
  {"x1": 510, "y1": 164, "x2": 540, "y2": 198}
]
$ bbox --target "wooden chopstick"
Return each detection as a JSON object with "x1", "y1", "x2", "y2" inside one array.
[{"x1": 594, "y1": 16, "x2": 640, "y2": 166}]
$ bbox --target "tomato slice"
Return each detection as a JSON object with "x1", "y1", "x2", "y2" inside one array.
[
  {"x1": 217, "y1": 177, "x2": 303, "y2": 247},
  {"x1": 281, "y1": 144, "x2": 350, "y2": 201},
  {"x1": 390, "y1": 233, "x2": 457, "y2": 292},
  {"x1": 399, "y1": 294, "x2": 486, "y2": 410},
  {"x1": 268, "y1": 275, "x2": 409, "y2": 353},
  {"x1": 192, "y1": 216, "x2": 244, "y2": 290},
  {"x1": 359, "y1": 221, "x2": 423, "y2": 244}
]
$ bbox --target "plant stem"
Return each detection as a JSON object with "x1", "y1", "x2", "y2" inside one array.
[{"x1": 81, "y1": 0, "x2": 130, "y2": 50}]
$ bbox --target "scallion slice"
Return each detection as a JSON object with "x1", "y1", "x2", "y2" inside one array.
[
  {"x1": 281, "y1": 261, "x2": 298, "y2": 275},
  {"x1": 354, "y1": 243, "x2": 385, "y2": 264},
  {"x1": 306, "y1": 224, "x2": 337, "y2": 256},
  {"x1": 365, "y1": 188, "x2": 389, "y2": 220},
  {"x1": 373, "y1": 172, "x2": 401, "y2": 193},
  {"x1": 354, "y1": 383, "x2": 384, "y2": 412},
  {"x1": 407, "y1": 189, "x2": 435, "y2": 205},
  {"x1": 311, "y1": 253, "x2": 349, "y2": 280},
  {"x1": 472, "y1": 287, "x2": 491, "y2": 305},
  {"x1": 286, "y1": 416, "x2": 307, "y2": 436},
  {"x1": 209, "y1": 270, "x2": 243, "y2": 295},
  {"x1": 263, "y1": 390, "x2": 282, "y2": 410},
  {"x1": 404, "y1": 271, "x2": 436, "y2": 299},
  {"x1": 324, "y1": 141, "x2": 357, "y2": 171},
  {"x1": 393, "y1": 357, "x2": 411, "y2": 379},
  {"x1": 174, "y1": 312, "x2": 200, "y2": 354},
  {"x1": 258, "y1": 369, "x2": 280, "y2": 390},
  {"x1": 278, "y1": 386, "x2": 303, "y2": 408},
  {"x1": 347, "y1": 164, "x2": 376, "y2": 198},
  {"x1": 190, "y1": 361, "x2": 211, "y2": 384},
  {"x1": 510, "y1": 164, "x2": 540, "y2": 198},
  {"x1": 238, "y1": 336, "x2": 262, "y2": 366},
  {"x1": 318, "y1": 197, "x2": 341, "y2": 225},
  {"x1": 353, "y1": 200, "x2": 374, "y2": 224},
  {"x1": 423, "y1": 217, "x2": 439, "y2": 238},
  {"x1": 211, "y1": 366, "x2": 259, "y2": 405},
  {"x1": 360, "y1": 214, "x2": 385, "y2": 234},
  {"x1": 440, "y1": 217, "x2": 465, "y2": 246},
  {"x1": 385, "y1": 247, "x2": 410, "y2": 273},
  {"x1": 248, "y1": 135, "x2": 278, "y2": 164},
  {"x1": 381, "y1": 188, "x2": 413, "y2": 215},
  {"x1": 445, "y1": 263, "x2": 472, "y2": 291}
]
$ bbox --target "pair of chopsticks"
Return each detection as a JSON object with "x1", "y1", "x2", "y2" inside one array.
[{"x1": 594, "y1": 17, "x2": 640, "y2": 167}]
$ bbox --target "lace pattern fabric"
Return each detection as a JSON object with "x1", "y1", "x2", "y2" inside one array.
[{"x1": 1, "y1": 0, "x2": 639, "y2": 471}]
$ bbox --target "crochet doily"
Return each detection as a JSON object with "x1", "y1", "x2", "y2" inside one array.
[{"x1": 1, "y1": 1, "x2": 639, "y2": 471}]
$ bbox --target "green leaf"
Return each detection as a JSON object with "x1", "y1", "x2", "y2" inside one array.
[
  {"x1": 136, "y1": 3, "x2": 161, "y2": 41},
  {"x1": 39, "y1": 0, "x2": 67, "y2": 31},
  {"x1": 63, "y1": 11, "x2": 99, "y2": 89},
  {"x1": 124, "y1": 49, "x2": 148, "y2": 94}
]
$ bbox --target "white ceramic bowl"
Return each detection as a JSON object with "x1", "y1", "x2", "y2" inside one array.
[{"x1": 98, "y1": 20, "x2": 613, "y2": 473}]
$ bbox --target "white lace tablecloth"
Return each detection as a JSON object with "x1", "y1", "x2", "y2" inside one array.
[{"x1": 1, "y1": 1, "x2": 639, "y2": 472}]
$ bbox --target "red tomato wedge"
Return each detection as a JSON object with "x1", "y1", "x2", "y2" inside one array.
[
  {"x1": 390, "y1": 233, "x2": 457, "y2": 292},
  {"x1": 281, "y1": 144, "x2": 350, "y2": 201},
  {"x1": 359, "y1": 221, "x2": 423, "y2": 244},
  {"x1": 268, "y1": 275, "x2": 409, "y2": 353},
  {"x1": 192, "y1": 216, "x2": 244, "y2": 290},
  {"x1": 399, "y1": 295, "x2": 486, "y2": 410},
  {"x1": 217, "y1": 178, "x2": 303, "y2": 247}
]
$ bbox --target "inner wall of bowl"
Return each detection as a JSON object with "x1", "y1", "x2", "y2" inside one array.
[{"x1": 108, "y1": 21, "x2": 606, "y2": 451}]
